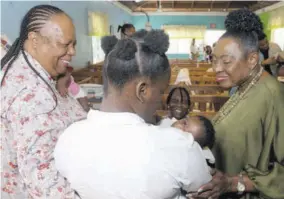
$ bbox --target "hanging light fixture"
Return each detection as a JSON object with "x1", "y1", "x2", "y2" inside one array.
[{"x1": 141, "y1": 10, "x2": 152, "y2": 31}]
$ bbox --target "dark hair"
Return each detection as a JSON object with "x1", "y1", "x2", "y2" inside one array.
[
  {"x1": 196, "y1": 115, "x2": 215, "y2": 149},
  {"x1": 258, "y1": 32, "x2": 267, "y2": 41},
  {"x1": 166, "y1": 87, "x2": 191, "y2": 107},
  {"x1": 1, "y1": 5, "x2": 66, "y2": 107},
  {"x1": 220, "y1": 8, "x2": 263, "y2": 57},
  {"x1": 117, "y1": 23, "x2": 135, "y2": 35},
  {"x1": 101, "y1": 35, "x2": 118, "y2": 55},
  {"x1": 101, "y1": 29, "x2": 170, "y2": 92}
]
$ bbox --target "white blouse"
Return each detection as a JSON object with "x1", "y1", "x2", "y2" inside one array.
[
  {"x1": 1, "y1": 51, "x2": 86, "y2": 199},
  {"x1": 54, "y1": 110, "x2": 212, "y2": 199}
]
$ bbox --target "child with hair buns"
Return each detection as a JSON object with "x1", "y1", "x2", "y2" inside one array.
[{"x1": 55, "y1": 29, "x2": 212, "y2": 199}]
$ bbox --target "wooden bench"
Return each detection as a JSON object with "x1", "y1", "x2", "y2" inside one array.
[
  {"x1": 72, "y1": 68, "x2": 102, "y2": 84},
  {"x1": 88, "y1": 61, "x2": 103, "y2": 72},
  {"x1": 166, "y1": 85, "x2": 226, "y2": 95},
  {"x1": 162, "y1": 94, "x2": 229, "y2": 112},
  {"x1": 156, "y1": 110, "x2": 216, "y2": 119},
  {"x1": 170, "y1": 75, "x2": 217, "y2": 85}
]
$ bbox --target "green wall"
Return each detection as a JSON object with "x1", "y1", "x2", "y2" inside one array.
[
  {"x1": 259, "y1": 12, "x2": 271, "y2": 40},
  {"x1": 258, "y1": 6, "x2": 284, "y2": 40}
]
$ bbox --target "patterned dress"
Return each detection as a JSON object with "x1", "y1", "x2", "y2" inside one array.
[{"x1": 1, "y1": 51, "x2": 87, "y2": 198}]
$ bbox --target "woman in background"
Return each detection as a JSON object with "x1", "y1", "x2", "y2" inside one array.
[
  {"x1": 117, "y1": 23, "x2": 136, "y2": 39},
  {"x1": 190, "y1": 38, "x2": 199, "y2": 61},
  {"x1": 1, "y1": 5, "x2": 86, "y2": 198},
  {"x1": 190, "y1": 9, "x2": 284, "y2": 199}
]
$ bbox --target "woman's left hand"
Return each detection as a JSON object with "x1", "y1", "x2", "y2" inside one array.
[{"x1": 187, "y1": 169, "x2": 232, "y2": 199}]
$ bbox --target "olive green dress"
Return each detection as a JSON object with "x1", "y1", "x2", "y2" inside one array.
[{"x1": 212, "y1": 75, "x2": 284, "y2": 199}]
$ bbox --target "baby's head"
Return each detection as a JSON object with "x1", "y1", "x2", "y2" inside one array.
[{"x1": 172, "y1": 115, "x2": 215, "y2": 149}]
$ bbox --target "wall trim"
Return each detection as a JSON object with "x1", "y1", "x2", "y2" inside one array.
[
  {"x1": 111, "y1": 1, "x2": 284, "y2": 17},
  {"x1": 111, "y1": 2, "x2": 228, "y2": 16},
  {"x1": 255, "y1": 1, "x2": 284, "y2": 14},
  {"x1": 132, "y1": 11, "x2": 228, "y2": 16},
  {"x1": 109, "y1": 1, "x2": 133, "y2": 15}
]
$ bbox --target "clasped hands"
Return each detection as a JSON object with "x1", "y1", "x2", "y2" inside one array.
[{"x1": 187, "y1": 169, "x2": 232, "y2": 199}]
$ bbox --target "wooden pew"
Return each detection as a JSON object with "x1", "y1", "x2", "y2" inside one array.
[
  {"x1": 170, "y1": 75, "x2": 217, "y2": 85},
  {"x1": 171, "y1": 67, "x2": 211, "y2": 72},
  {"x1": 188, "y1": 71, "x2": 215, "y2": 76},
  {"x1": 156, "y1": 110, "x2": 216, "y2": 119},
  {"x1": 166, "y1": 85, "x2": 226, "y2": 95},
  {"x1": 88, "y1": 61, "x2": 103, "y2": 72},
  {"x1": 169, "y1": 59, "x2": 209, "y2": 64},
  {"x1": 72, "y1": 68, "x2": 102, "y2": 84},
  {"x1": 162, "y1": 94, "x2": 229, "y2": 112}
]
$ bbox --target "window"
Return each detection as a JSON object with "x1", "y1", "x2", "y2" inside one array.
[
  {"x1": 92, "y1": 36, "x2": 105, "y2": 64},
  {"x1": 88, "y1": 11, "x2": 109, "y2": 64},
  {"x1": 167, "y1": 38, "x2": 203, "y2": 54},
  {"x1": 271, "y1": 28, "x2": 284, "y2": 50},
  {"x1": 165, "y1": 27, "x2": 225, "y2": 56},
  {"x1": 204, "y1": 30, "x2": 226, "y2": 47}
]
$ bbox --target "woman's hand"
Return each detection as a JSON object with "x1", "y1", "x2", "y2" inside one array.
[{"x1": 187, "y1": 169, "x2": 232, "y2": 199}]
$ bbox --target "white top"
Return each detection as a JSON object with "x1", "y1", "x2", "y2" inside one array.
[
  {"x1": 159, "y1": 117, "x2": 177, "y2": 128},
  {"x1": 190, "y1": 44, "x2": 197, "y2": 54},
  {"x1": 159, "y1": 117, "x2": 215, "y2": 164},
  {"x1": 54, "y1": 110, "x2": 212, "y2": 199},
  {"x1": 259, "y1": 42, "x2": 282, "y2": 76}
]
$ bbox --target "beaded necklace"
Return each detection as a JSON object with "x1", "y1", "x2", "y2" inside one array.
[{"x1": 212, "y1": 67, "x2": 264, "y2": 125}]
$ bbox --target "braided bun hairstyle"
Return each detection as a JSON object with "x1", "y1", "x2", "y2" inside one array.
[
  {"x1": 101, "y1": 36, "x2": 118, "y2": 55},
  {"x1": 101, "y1": 29, "x2": 170, "y2": 91},
  {"x1": 1, "y1": 5, "x2": 67, "y2": 108},
  {"x1": 220, "y1": 8, "x2": 264, "y2": 57}
]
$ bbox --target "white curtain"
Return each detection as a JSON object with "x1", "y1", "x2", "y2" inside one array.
[
  {"x1": 88, "y1": 11, "x2": 109, "y2": 36},
  {"x1": 162, "y1": 25, "x2": 207, "y2": 39}
]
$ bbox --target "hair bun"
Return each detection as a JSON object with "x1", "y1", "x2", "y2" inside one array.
[
  {"x1": 132, "y1": 29, "x2": 148, "y2": 39},
  {"x1": 101, "y1": 36, "x2": 118, "y2": 55},
  {"x1": 225, "y1": 9, "x2": 263, "y2": 34},
  {"x1": 114, "y1": 39, "x2": 137, "y2": 60},
  {"x1": 142, "y1": 30, "x2": 169, "y2": 55}
]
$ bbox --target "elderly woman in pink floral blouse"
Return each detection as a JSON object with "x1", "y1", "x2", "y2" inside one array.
[{"x1": 1, "y1": 5, "x2": 86, "y2": 199}]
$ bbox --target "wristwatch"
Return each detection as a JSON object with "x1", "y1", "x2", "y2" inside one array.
[{"x1": 237, "y1": 173, "x2": 245, "y2": 195}]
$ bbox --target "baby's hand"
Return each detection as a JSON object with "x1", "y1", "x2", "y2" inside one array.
[
  {"x1": 56, "y1": 75, "x2": 71, "y2": 98},
  {"x1": 57, "y1": 86, "x2": 68, "y2": 97}
]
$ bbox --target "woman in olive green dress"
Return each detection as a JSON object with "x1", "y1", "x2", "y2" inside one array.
[{"x1": 189, "y1": 9, "x2": 284, "y2": 199}]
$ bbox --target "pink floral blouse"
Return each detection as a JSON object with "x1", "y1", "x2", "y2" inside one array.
[{"x1": 1, "y1": 52, "x2": 87, "y2": 198}]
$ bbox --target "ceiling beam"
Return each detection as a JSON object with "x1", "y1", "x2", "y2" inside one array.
[
  {"x1": 191, "y1": 0, "x2": 195, "y2": 10},
  {"x1": 210, "y1": 0, "x2": 214, "y2": 10},
  {"x1": 135, "y1": 1, "x2": 150, "y2": 11},
  {"x1": 172, "y1": 1, "x2": 175, "y2": 9},
  {"x1": 226, "y1": 1, "x2": 231, "y2": 11}
]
